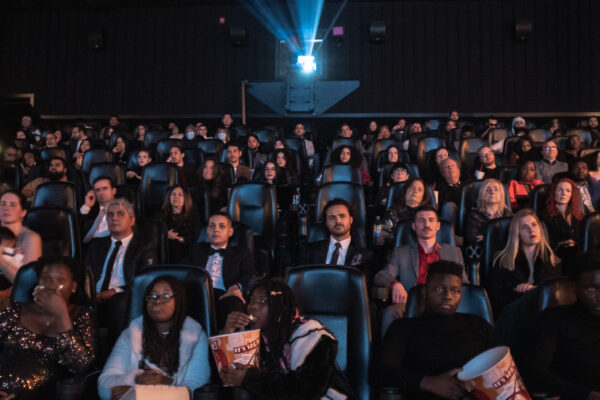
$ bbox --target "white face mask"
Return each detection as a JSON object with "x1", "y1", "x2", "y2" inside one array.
[
  {"x1": 186, "y1": 131, "x2": 195, "y2": 140},
  {"x1": 217, "y1": 132, "x2": 227, "y2": 141}
]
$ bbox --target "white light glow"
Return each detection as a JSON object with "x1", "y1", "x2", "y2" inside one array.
[{"x1": 297, "y1": 55, "x2": 316, "y2": 73}]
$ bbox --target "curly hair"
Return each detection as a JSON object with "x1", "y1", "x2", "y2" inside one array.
[
  {"x1": 250, "y1": 278, "x2": 302, "y2": 372},
  {"x1": 545, "y1": 178, "x2": 585, "y2": 220},
  {"x1": 330, "y1": 145, "x2": 363, "y2": 168},
  {"x1": 142, "y1": 276, "x2": 188, "y2": 376}
]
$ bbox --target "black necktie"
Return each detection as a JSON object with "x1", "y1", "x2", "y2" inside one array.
[
  {"x1": 209, "y1": 248, "x2": 223, "y2": 256},
  {"x1": 100, "y1": 240, "x2": 122, "y2": 292},
  {"x1": 329, "y1": 242, "x2": 342, "y2": 265}
]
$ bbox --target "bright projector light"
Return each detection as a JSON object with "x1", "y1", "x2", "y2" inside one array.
[{"x1": 297, "y1": 55, "x2": 316, "y2": 73}]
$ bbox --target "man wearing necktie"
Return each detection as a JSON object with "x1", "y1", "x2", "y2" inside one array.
[
  {"x1": 80, "y1": 176, "x2": 117, "y2": 245},
  {"x1": 301, "y1": 198, "x2": 373, "y2": 272},
  {"x1": 185, "y1": 212, "x2": 255, "y2": 329},
  {"x1": 84, "y1": 198, "x2": 157, "y2": 346}
]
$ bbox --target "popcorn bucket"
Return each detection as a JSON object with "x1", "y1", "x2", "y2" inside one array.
[
  {"x1": 457, "y1": 346, "x2": 531, "y2": 400},
  {"x1": 209, "y1": 329, "x2": 260, "y2": 373}
]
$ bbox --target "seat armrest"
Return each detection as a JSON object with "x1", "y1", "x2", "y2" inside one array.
[
  {"x1": 371, "y1": 286, "x2": 390, "y2": 302},
  {"x1": 379, "y1": 387, "x2": 404, "y2": 400}
]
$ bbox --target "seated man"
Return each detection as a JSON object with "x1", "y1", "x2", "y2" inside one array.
[
  {"x1": 377, "y1": 260, "x2": 496, "y2": 399},
  {"x1": 21, "y1": 156, "x2": 69, "y2": 202},
  {"x1": 185, "y1": 212, "x2": 254, "y2": 329},
  {"x1": 436, "y1": 158, "x2": 463, "y2": 226},
  {"x1": 85, "y1": 198, "x2": 156, "y2": 344},
  {"x1": 570, "y1": 158, "x2": 600, "y2": 214},
  {"x1": 166, "y1": 144, "x2": 197, "y2": 186},
  {"x1": 246, "y1": 134, "x2": 267, "y2": 171},
  {"x1": 474, "y1": 146, "x2": 501, "y2": 180},
  {"x1": 374, "y1": 205, "x2": 466, "y2": 335},
  {"x1": 526, "y1": 251, "x2": 600, "y2": 399},
  {"x1": 293, "y1": 123, "x2": 315, "y2": 157},
  {"x1": 80, "y1": 176, "x2": 116, "y2": 244},
  {"x1": 301, "y1": 198, "x2": 373, "y2": 272},
  {"x1": 535, "y1": 139, "x2": 568, "y2": 184},
  {"x1": 226, "y1": 143, "x2": 251, "y2": 183}
]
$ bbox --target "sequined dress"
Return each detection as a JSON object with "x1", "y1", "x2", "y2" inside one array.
[{"x1": 0, "y1": 302, "x2": 95, "y2": 396}]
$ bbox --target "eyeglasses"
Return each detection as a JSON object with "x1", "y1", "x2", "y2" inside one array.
[
  {"x1": 392, "y1": 169, "x2": 408, "y2": 174},
  {"x1": 544, "y1": 146, "x2": 558, "y2": 151},
  {"x1": 436, "y1": 153, "x2": 448, "y2": 158},
  {"x1": 146, "y1": 293, "x2": 175, "y2": 303}
]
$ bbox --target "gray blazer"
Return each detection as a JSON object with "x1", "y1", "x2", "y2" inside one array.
[{"x1": 373, "y1": 242, "x2": 466, "y2": 291}]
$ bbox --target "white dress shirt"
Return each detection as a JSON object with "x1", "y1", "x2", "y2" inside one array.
[
  {"x1": 326, "y1": 236, "x2": 351, "y2": 264},
  {"x1": 206, "y1": 246, "x2": 227, "y2": 291},
  {"x1": 81, "y1": 204, "x2": 110, "y2": 239},
  {"x1": 96, "y1": 233, "x2": 134, "y2": 293}
]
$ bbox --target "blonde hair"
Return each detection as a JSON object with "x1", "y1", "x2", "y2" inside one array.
[
  {"x1": 476, "y1": 179, "x2": 510, "y2": 216},
  {"x1": 493, "y1": 208, "x2": 559, "y2": 271}
]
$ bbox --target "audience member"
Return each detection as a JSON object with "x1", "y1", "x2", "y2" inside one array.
[
  {"x1": 246, "y1": 134, "x2": 267, "y2": 170},
  {"x1": 377, "y1": 162, "x2": 411, "y2": 205},
  {"x1": 132, "y1": 124, "x2": 147, "y2": 149},
  {"x1": 374, "y1": 206, "x2": 465, "y2": 334},
  {"x1": 185, "y1": 212, "x2": 254, "y2": 329},
  {"x1": 166, "y1": 145, "x2": 197, "y2": 186},
  {"x1": 474, "y1": 146, "x2": 500, "y2": 180},
  {"x1": 0, "y1": 190, "x2": 42, "y2": 283},
  {"x1": 302, "y1": 198, "x2": 373, "y2": 270},
  {"x1": 511, "y1": 116, "x2": 527, "y2": 135},
  {"x1": 126, "y1": 149, "x2": 152, "y2": 185},
  {"x1": 69, "y1": 125, "x2": 88, "y2": 155},
  {"x1": 535, "y1": 139, "x2": 568, "y2": 184},
  {"x1": 540, "y1": 178, "x2": 585, "y2": 260},
  {"x1": 100, "y1": 115, "x2": 121, "y2": 141},
  {"x1": 526, "y1": 251, "x2": 600, "y2": 399},
  {"x1": 507, "y1": 160, "x2": 544, "y2": 211},
  {"x1": 98, "y1": 276, "x2": 210, "y2": 400},
  {"x1": 436, "y1": 158, "x2": 463, "y2": 225},
  {"x1": 0, "y1": 257, "x2": 95, "y2": 398},
  {"x1": 465, "y1": 179, "x2": 512, "y2": 262},
  {"x1": 197, "y1": 159, "x2": 227, "y2": 214},
  {"x1": 293, "y1": 123, "x2": 315, "y2": 157},
  {"x1": 225, "y1": 143, "x2": 250, "y2": 183},
  {"x1": 273, "y1": 149, "x2": 300, "y2": 188},
  {"x1": 565, "y1": 134, "x2": 584, "y2": 164},
  {"x1": 570, "y1": 158, "x2": 600, "y2": 213},
  {"x1": 377, "y1": 260, "x2": 496, "y2": 399},
  {"x1": 220, "y1": 279, "x2": 352, "y2": 398},
  {"x1": 330, "y1": 145, "x2": 371, "y2": 184},
  {"x1": 157, "y1": 185, "x2": 202, "y2": 263},
  {"x1": 21, "y1": 157, "x2": 69, "y2": 202},
  {"x1": 111, "y1": 136, "x2": 129, "y2": 167},
  {"x1": 80, "y1": 177, "x2": 116, "y2": 244}
]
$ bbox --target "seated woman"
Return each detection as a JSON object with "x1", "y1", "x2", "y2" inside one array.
[
  {"x1": 197, "y1": 158, "x2": 227, "y2": 214},
  {"x1": 131, "y1": 124, "x2": 147, "y2": 150},
  {"x1": 465, "y1": 179, "x2": 512, "y2": 262},
  {"x1": 382, "y1": 177, "x2": 431, "y2": 245},
  {"x1": 487, "y1": 208, "x2": 561, "y2": 317},
  {"x1": 377, "y1": 145, "x2": 402, "y2": 182},
  {"x1": 526, "y1": 251, "x2": 600, "y2": 399},
  {"x1": 540, "y1": 178, "x2": 585, "y2": 260},
  {"x1": 125, "y1": 149, "x2": 152, "y2": 186},
  {"x1": 330, "y1": 145, "x2": 371, "y2": 185},
  {"x1": 512, "y1": 136, "x2": 537, "y2": 165},
  {"x1": 272, "y1": 150, "x2": 300, "y2": 188},
  {"x1": 156, "y1": 186, "x2": 201, "y2": 264},
  {"x1": 111, "y1": 135, "x2": 130, "y2": 167},
  {"x1": 376, "y1": 162, "x2": 410, "y2": 205},
  {"x1": 507, "y1": 160, "x2": 544, "y2": 211},
  {"x1": 0, "y1": 257, "x2": 95, "y2": 398},
  {"x1": 98, "y1": 276, "x2": 210, "y2": 400},
  {"x1": 219, "y1": 279, "x2": 352, "y2": 399},
  {"x1": 72, "y1": 138, "x2": 91, "y2": 171},
  {"x1": 0, "y1": 190, "x2": 42, "y2": 285}
]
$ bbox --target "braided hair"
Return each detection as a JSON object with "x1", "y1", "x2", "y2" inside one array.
[
  {"x1": 141, "y1": 276, "x2": 188, "y2": 376},
  {"x1": 251, "y1": 278, "x2": 301, "y2": 371}
]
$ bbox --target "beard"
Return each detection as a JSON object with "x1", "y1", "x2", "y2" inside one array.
[{"x1": 48, "y1": 171, "x2": 65, "y2": 181}]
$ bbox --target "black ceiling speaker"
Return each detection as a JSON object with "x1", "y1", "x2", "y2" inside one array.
[
  {"x1": 370, "y1": 21, "x2": 386, "y2": 43},
  {"x1": 88, "y1": 32, "x2": 105, "y2": 50},
  {"x1": 230, "y1": 25, "x2": 247, "y2": 47},
  {"x1": 515, "y1": 19, "x2": 533, "y2": 41}
]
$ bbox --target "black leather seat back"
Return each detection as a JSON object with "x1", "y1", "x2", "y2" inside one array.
[
  {"x1": 128, "y1": 266, "x2": 217, "y2": 337},
  {"x1": 416, "y1": 136, "x2": 445, "y2": 169},
  {"x1": 196, "y1": 139, "x2": 223, "y2": 156},
  {"x1": 566, "y1": 129, "x2": 592, "y2": 147},
  {"x1": 24, "y1": 207, "x2": 81, "y2": 260},
  {"x1": 32, "y1": 181, "x2": 79, "y2": 212},
  {"x1": 459, "y1": 138, "x2": 488, "y2": 175},
  {"x1": 41, "y1": 147, "x2": 69, "y2": 162},
  {"x1": 156, "y1": 139, "x2": 185, "y2": 162},
  {"x1": 183, "y1": 148, "x2": 204, "y2": 166},
  {"x1": 373, "y1": 139, "x2": 399, "y2": 159},
  {"x1": 322, "y1": 165, "x2": 362, "y2": 185},
  {"x1": 0, "y1": 162, "x2": 22, "y2": 190},
  {"x1": 405, "y1": 284, "x2": 494, "y2": 324},
  {"x1": 140, "y1": 163, "x2": 180, "y2": 217},
  {"x1": 316, "y1": 183, "x2": 367, "y2": 230},
  {"x1": 136, "y1": 218, "x2": 168, "y2": 264},
  {"x1": 286, "y1": 265, "x2": 371, "y2": 400},
  {"x1": 394, "y1": 219, "x2": 456, "y2": 247},
  {"x1": 489, "y1": 128, "x2": 508, "y2": 145},
  {"x1": 88, "y1": 162, "x2": 126, "y2": 186},
  {"x1": 537, "y1": 277, "x2": 577, "y2": 312},
  {"x1": 583, "y1": 212, "x2": 600, "y2": 251},
  {"x1": 82, "y1": 149, "x2": 113, "y2": 175},
  {"x1": 529, "y1": 129, "x2": 551, "y2": 143},
  {"x1": 143, "y1": 131, "x2": 170, "y2": 148},
  {"x1": 254, "y1": 129, "x2": 276, "y2": 147},
  {"x1": 532, "y1": 184, "x2": 552, "y2": 214},
  {"x1": 196, "y1": 222, "x2": 254, "y2": 256},
  {"x1": 480, "y1": 217, "x2": 512, "y2": 285},
  {"x1": 284, "y1": 137, "x2": 307, "y2": 160}
]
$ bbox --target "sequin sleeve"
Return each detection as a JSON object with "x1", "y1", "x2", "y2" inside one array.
[
  {"x1": 0, "y1": 301, "x2": 18, "y2": 342},
  {"x1": 56, "y1": 307, "x2": 96, "y2": 374}
]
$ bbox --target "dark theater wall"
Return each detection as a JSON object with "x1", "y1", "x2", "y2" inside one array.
[{"x1": 1, "y1": 0, "x2": 599, "y2": 117}]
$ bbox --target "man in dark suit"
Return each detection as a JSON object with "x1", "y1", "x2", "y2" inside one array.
[
  {"x1": 570, "y1": 158, "x2": 600, "y2": 213},
  {"x1": 185, "y1": 212, "x2": 255, "y2": 329},
  {"x1": 301, "y1": 198, "x2": 373, "y2": 272},
  {"x1": 85, "y1": 198, "x2": 156, "y2": 345},
  {"x1": 79, "y1": 176, "x2": 117, "y2": 245}
]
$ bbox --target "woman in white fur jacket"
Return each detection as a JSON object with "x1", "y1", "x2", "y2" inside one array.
[{"x1": 98, "y1": 276, "x2": 211, "y2": 400}]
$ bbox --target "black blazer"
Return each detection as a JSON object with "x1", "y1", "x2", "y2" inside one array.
[
  {"x1": 79, "y1": 203, "x2": 101, "y2": 238},
  {"x1": 84, "y1": 234, "x2": 157, "y2": 290},
  {"x1": 301, "y1": 239, "x2": 374, "y2": 271},
  {"x1": 185, "y1": 243, "x2": 254, "y2": 292}
]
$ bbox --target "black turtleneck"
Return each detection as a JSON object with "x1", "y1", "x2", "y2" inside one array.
[
  {"x1": 525, "y1": 302, "x2": 600, "y2": 399},
  {"x1": 377, "y1": 312, "x2": 496, "y2": 398}
]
